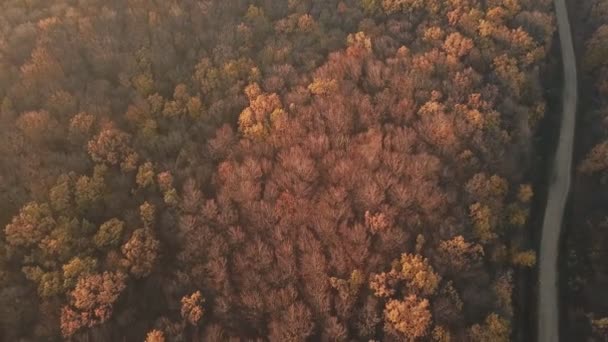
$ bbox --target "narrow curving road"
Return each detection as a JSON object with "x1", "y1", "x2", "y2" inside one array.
[{"x1": 537, "y1": 0, "x2": 578, "y2": 340}]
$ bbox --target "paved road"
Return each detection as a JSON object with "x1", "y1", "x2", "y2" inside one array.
[{"x1": 537, "y1": 0, "x2": 578, "y2": 341}]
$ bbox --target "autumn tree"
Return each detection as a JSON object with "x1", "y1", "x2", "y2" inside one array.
[
  {"x1": 60, "y1": 272, "x2": 126, "y2": 337},
  {"x1": 145, "y1": 330, "x2": 166, "y2": 342},
  {"x1": 579, "y1": 141, "x2": 608, "y2": 174},
  {"x1": 179, "y1": 291, "x2": 204, "y2": 327},
  {"x1": 384, "y1": 295, "x2": 432, "y2": 340},
  {"x1": 399, "y1": 253, "x2": 441, "y2": 296},
  {"x1": 469, "y1": 313, "x2": 511, "y2": 342},
  {"x1": 584, "y1": 25, "x2": 608, "y2": 70},
  {"x1": 87, "y1": 125, "x2": 138, "y2": 172},
  {"x1": 121, "y1": 228, "x2": 159, "y2": 278},
  {"x1": 437, "y1": 236, "x2": 484, "y2": 272}
]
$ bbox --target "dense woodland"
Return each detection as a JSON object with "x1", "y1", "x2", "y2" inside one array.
[
  {"x1": 566, "y1": 0, "x2": 608, "y2": 340},
  {"x1": 0, "y1": 0, "x2": 556, "y2": 341}
]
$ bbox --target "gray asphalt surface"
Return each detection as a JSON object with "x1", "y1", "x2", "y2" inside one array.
[{"x1": 537, "y1": 0, "x2": 578, "y2": 341}]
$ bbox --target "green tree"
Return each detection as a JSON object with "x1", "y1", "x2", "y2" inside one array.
[
  {"x1": 49, "y1": 174, "x2": 72, "y2": 213},
  {"x1": 62, "y1": 257, "x2": 97, "y2": 289},
  {"x1": 94, "y1": 218, "x2": 125, "y2": 250},
  {"x1": 5, "y1": 202, "x2": 55, "y2": 247}
]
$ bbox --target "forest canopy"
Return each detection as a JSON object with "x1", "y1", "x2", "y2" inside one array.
[
  {"x1": 0, "y1": 0, "x2": 555, "y2": 341},
  {"x1": 565, "y1": 0, "x2": 608, "y2": 340}
]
